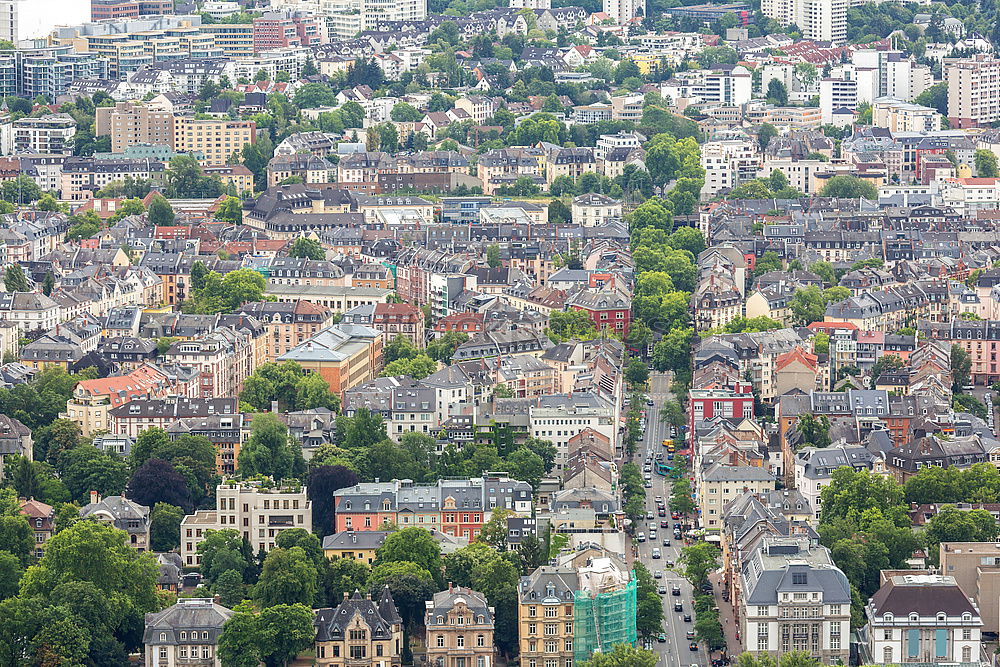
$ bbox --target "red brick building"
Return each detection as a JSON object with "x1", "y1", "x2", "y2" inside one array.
[
  {"x1": 566, "y1": 287, "x2": 632, "y2": 339},
  {"x1": 433, "y1": 312, "x2": 484, "y2": 335},
  {"x1": 252, "y1": 14, "x2": 321, "y2": 52},
  {"x1": 688, "y1": 381, "x2": 755, "y2": 433}
]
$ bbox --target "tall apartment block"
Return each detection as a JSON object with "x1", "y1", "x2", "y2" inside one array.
[
  {"x1": 760, "y1": 0, "x2": 847, "y2": 43},
  {"x1": 947, "y1": 55, "x2": 1000, "y2": 129}
]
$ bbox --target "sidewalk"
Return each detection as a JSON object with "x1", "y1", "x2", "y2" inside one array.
[{"x1": 709, "y1": 570, "x2": 742, "y2": 657}]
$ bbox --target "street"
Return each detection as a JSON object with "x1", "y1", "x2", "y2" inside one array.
[{"x1": 632, "y1": 372, "x2": 709, "y2": 667}]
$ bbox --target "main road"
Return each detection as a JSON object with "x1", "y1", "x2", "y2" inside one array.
[{"x1": 632, "y1": 371, "x2": 708, "y2": 667}]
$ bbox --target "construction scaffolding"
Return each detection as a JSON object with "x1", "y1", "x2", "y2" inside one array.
[{"x1": 572, "y1": 563, "x2": 638, "y2": 663}]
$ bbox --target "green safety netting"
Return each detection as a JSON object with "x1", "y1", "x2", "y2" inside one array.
[{"x1": 572, "y1": 577, "x2": 637, "y2": 663}]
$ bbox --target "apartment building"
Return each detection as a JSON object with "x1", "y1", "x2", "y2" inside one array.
[
  {"x1": 60, "y1": 157, "x2": 166, "y2": 201},
  {"x1": 237, "y1": 299, "x2": 336, "y2": 362},
  {"x1": 699, "y1": 463, "x2": 776, "y2": 529},
  {"x1": 760, "y1": 0, "x2": 847, "y2": 42},
  {"x1": 13, "y1": 114, "x2": 76, "y2": 155},
  {"x1": 603, "y1": 0, "x2": 644, "y2": 23},
  {"x1": 529, "y1": 394, "x2": 615, "y2": 471},
  {"x1": 108, "y1": 396, "x2": 238, "y2": 439},
  {"x1": 62, "y1": 364, "x2": 172, "y2": 437},
  {"x1": 96, "y1": 101, "x2": 176, "y2": 154},
  {"x1": 570, "y1": 193, "x2": 622, "y2": 228},
  {"x1": 173, "y1": 117, "x2": 256, "y2": 166},
  {"x1": 947, "y1": 55, "x2": 1000, "y2": 129},
  {"x1": 0, "y1": 47, "x2": 109, "y2": 101},
  {"x1": 199, "y1": 23, "x2": 254, "y2": 56},
  {"x1": 252, "y1": 12, "x2": 321, "y2": 51},
  {"x1": 180, "y1": 482, "x2": 312, "y2": 566},
  {"x1": 872, "y1": 98, "x2": 941, "y2": 133},
  {"x1": 143, "y1": 598, "x2": 232, "y2": 667},
  {"x1": 92, "y1": 0, "x2": 174, "y2": 20},
  {"x1": 701, "y1": 138, "x2": 759, "y2": 198},
  {"x1": 696, "y1": 65, "x2": 752, "y2": 106},
  {"x1": 425, "y1": 586, "x2": 496, "y2": 667},
  {"x1": 939, "y1": 542, "x2": 1000, "y2": 633},
  {"x1": 162, "y1": 326, "x2": 261, "y2": 399}
]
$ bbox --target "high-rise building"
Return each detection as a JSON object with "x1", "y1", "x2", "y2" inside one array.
[
  {"x1": 760, "y1": 0, "x2": 847, "y2": 43},
  {"x1": 96, "y1": 101, "x2": 176, "y2": 154},
  {"x1": 173, "y1": 117, "x2": 256, "y2": 166},
  {"x1": 947, "y1": 55, "x2": 1000, "y2": 129},
  {"x1": 0, "y1": 46, "x2": 108, "y2": 101},
  {"x1": 0, "y1": 0, "x2": 90, "y2": 43},
  {"x1": 603, "y1": 0, "x2": 644, "y2": 24}
]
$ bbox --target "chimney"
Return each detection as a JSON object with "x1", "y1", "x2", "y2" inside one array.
[
  {"x1": 89, "y1": 490, "x2": 98, "y2": 504},
  {"x1": 270, "y1": 400, "x2": 278, "y2": 413},
  {"x1": 344, "y1": 591, "x2": 349, "y2": 600},
  {"x1": 448, "y1": 581, "x2": 453, "y2": 592}
]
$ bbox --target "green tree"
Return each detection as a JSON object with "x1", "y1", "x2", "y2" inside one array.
[
  {"x1": 149, "y1": 502, "x2": 184, "y2": 552},
  {"x1": 3, "y1": 264, "x2": 29, "y2": 292},
  {"x1": 197, "y1": 529, "x2": 253, "y2": 584},
  {"x1": 952, "y1": 344, "x2": 973, "y2": 391},
  {"x1": 147, "y1": 194, "x2": 175, "y2": 226},
  {"x1": 382, "y1": 354, "x2": 437, "y2": 379},
  {"x1": 546, "y1": 309, "x2": 598, "y2": 343},
  {"x1": 390, "y1": 102, "x2": 424, "y2": 122},
  {"x1": 486, "y1": 244, "x2": 501, "y2": 268},
  {"x1": 367, "y1": 560, "x2": 437, "y2": 632},
  {"x1": 819, "y1": 467, "x2": 907, "y2": 527},
  {"x1": 375, "y1": 527, "x2": 443, "y2": 586},
  {"x1": 216, "y1": 195, "x2": 243, "y2": 222},
  {"x1": 924, "y1": 505, "x2": 1000, "y2": 563},
  {"x1": 795, "y1": 413, "x2": 831, "y2": 449},
  {"x1": 679, "y1": 542, "x2": 719, "y2": 589},
  {"x1": 624, "y1": 358, "x2": 649, "y2": 387},
  {"x1": 766, "y1": 79, "x2": 788, "y2": 105},
  {"x1": 292, "y1": 82, "x2": 337, "y2": 109},
  {"x1": 870, "y1": 354, "x2": 904, "y2": 388},
  {"x1": 757, "y1": 123, "x2": 778, "y2": 150},
  {"x1": 577, "y1": 643, "x2": 658, "y2": 667},
  {"x1": 288, "y1": 237, "x2": 325, "y2": 260},
  {"x1": 254, "y1": 546, "x2": 318, "y2": 607},
  {"x1": 215, "y1": 568, "x2": 246, "y2": 608},
  {"x1": 238, "y1": 412, "x2": 298, "y2": 481},
  {"x1": 819, "y1": 174, "x2": 877, "y2": 199},
  {"x1": 219, "y1": 601, "x2": 315, "y2": 667}
]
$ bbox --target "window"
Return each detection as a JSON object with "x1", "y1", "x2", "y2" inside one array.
[
  {"x1": 545, "y1": 607, "x2": 557, "y2": 618},
  {"x1": 935, "y1": 628, "x2": 947, "y2": 658},
  {"x1": 963, "y1": 628, "x2": 972, "y2": 640},
  {"x1": 884, "y1": 647, "x2": 893, "y2": 663},
  {"x1": 963, "y1": 646, "x2": 972, "y2": 662},
  {"x1": 350, "y1": 646, "x2": 366, "y2": 660},
  {"x1": 477, "y1": 634, "x2": 485, "y2": 647},
  {"x1": 437, "y1": 635, "x2": 445, "y2": 647},
  {"x1": 908, "y1": 629, "x2": 920, "y2": 658},
  {"x1": 457, "y1": 636, "x2": 465, "y2": 648}
]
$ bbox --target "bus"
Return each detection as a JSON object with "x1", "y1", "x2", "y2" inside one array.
[{"x1": 655, "y1": 461, "x2": 673, "y2": 476}]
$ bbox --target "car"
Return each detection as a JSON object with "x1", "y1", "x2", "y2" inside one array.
[
  {"x1": 663, "y1": 538, "x2": 671, "y2": 546},
  {"x1": 671, "y1": 513, "x2": 680, "y2": 519},
  {"x1": 653, "y1": 570, "x2": 662, "y2": 579},
  {"x1": 686, "y1": 631, "x2": 696, "y2": 640},
  {"x1": 683, "y1": 614, "x2": 692, "y2": 622},
  {"x1": 644, "y1": 481, "x2": 652, "y2": 488},
  {"x1": 644, "y1": 466, "x2": 652, "y2": 473},
  {"x1": 647, "y1": 400, "x2": 654, "y2": 406},
  {"x1": 665, "y1": 559, "x2": 675, "y2": 567},
  {"x1": 674, "y1": 602, "x2": 683, "y2": 612},
  {"x1": 636, "y1": 532, "x2": 645, "y2": 542},
  {"x1": 673, "y1": 523, "x2": 682, "y2": 529},
  {"x1": 646, "y1": 512, "x2": 654, "y2": 520},
  {"x1": 644, "y1": 473, "x2": 652, "y2": 481},
  {"x1": 658, "y1": 510, "x2": 666, "y2": 517},
  {"x1": 689, "y1": 642, "x2": 698, "y2": 652},
  {"x1": 649, "y1": 529, "x2": 658, "y2": 539},
  {"x1": 655, "y1": 496, "x2": 663, "y2": 503},
  {"x1": 657, "y1": 633, "x2": 667, "y2": 643},
  {"x1": 674, "y1": 530, "x2": 682, "y2": 539},
  {"x1": 963, "y1": 384, "x2": 975, "y2": 391},
  {"x1": 658, "y1": 585, "x2": 668, "y2": 595},
  {"x1": 652, "y1": 548, "x2": 661, "y2": 559},
  {"x1": 660, "y1": 520, "x2": 669, "y2": 528}
]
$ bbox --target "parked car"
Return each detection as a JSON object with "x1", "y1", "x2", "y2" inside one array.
[{"x1": 663, "y1": 538, "x2": 671, "y2": 546}]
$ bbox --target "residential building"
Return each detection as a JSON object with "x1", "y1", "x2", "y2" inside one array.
[
  {"x1": 180, "y1": 481, "x2": 312, "y2": 566},
  {"x1": 18, "y1": 498, "x2": 53, "y2": 559},
  {"x1": 80, "y1": 492, "x2": 151, "y2": 551},
  {"x1": 62, "y1": 364, "x2": 172, "y2": 436},
  {"x1": 96, "y1": 101, "x2": 176, "y2": 154},
  {"x1": 570, "y1": 193, "x2": 622, "y2": 227},
  {"x1": 864, "y1": 574, "x2": 982, "y2": 666},
  {"x1": 13, "y1": 114, "x2": 76, "y2": 154},
  {"x1": 760, "y1": 0, "x2": 847, "y2": 42},
  {"x1": 424, "y1": 585, "x2": 496, "y2": 667},
  {"x1": 0, "y1": 414, "x2": 30, "y2": 481},
  {"x1": 603, "y1": 0, "x2": 645, "y2": 24},
  {"x1": 740, "y1": 536, "x2": 851, "y2": 664},
  {"x1": 699, "y1": 463, "x2": 776, "y2": 529},
  {"x1": 173, "y1": 117, "x2": 256, "y2": 166},
  {"x1": 701, "y1": 138, "x2": 759, "y2": 198},
  {"x1": 143, "y1": 598, "x2": 233, "y2": 667},
  {"x1": 314, "y1": 589, "x2": 404, "y2": 667},
  {"x1": 872, "y1": 98, "x2": 941, "y2": 133},
  {"x1": 947, "y1": 55, "x2": 1000, "y2": 129},
  {"x1": 793, "y1": 445, "x2": 874, "y2": 521},
  {"x1": 237, "y1": 300, "x2": 336, "y2": 363},
  {"x1": 322, "y1": 530, "x2": 388, "y2": 563}
]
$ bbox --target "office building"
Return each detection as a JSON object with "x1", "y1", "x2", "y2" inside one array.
[
  {"x1": 91, "y1": 0, "x2": 173, "y2": 20},
  {"x1": 947, "y1": 55, "x2": 1000, "y2": 128},
  {"x1": 864, "y1": 574, "x2": 982, "y2": 666},
  {"x1": 872, "y1": 98, "x2": 941, "y2": 133}
]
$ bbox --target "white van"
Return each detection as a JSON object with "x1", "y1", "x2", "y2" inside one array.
[{"x1": 637, "y1": 532, "x2": 646, "y2": 542}]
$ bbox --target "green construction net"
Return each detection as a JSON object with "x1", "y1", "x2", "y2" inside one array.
[{"x1": 573, "y1": 577, "x2": 637, "y2": 663}]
